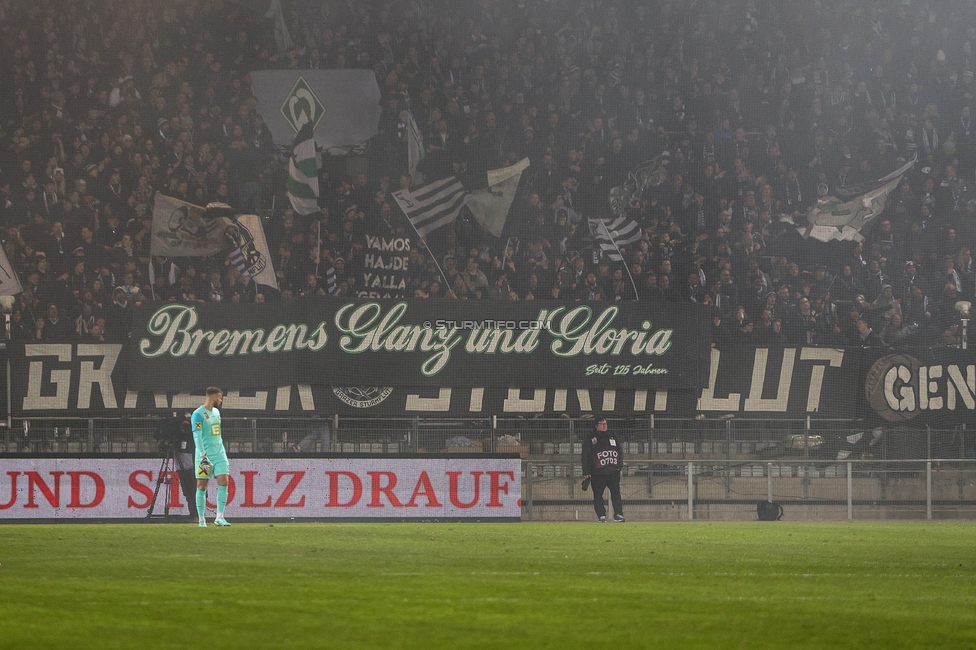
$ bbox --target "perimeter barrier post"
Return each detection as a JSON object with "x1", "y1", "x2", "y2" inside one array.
[
  {"x1": 647, "y1": 414, "x2": 654, "y2": 498},
  {"x1": 847, "y1": 461, "x2": 853, "y2": 521},
  {"x1": 725, "y1": 419, "x2": 731, "y2": 499},
  {"x1": 569, "y1": 419, "x2": 576, "y2": 498},
  {"x1": 926, "y1": 460, "x2": 932, "y2": 520},
  {"x1": 802, "y1": 416, "x2": 810, "y2": 499}
]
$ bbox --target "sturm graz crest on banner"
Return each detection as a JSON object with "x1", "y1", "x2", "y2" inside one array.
[
  {"x1": 865, "y1": 353, "x2": 922, "y2": 422},
  {"x1": 332, "y1": 387, "x2": 395, "y2": 408},
  {"x1": 864, "y1": 352, "x2": 976, "y2": 423},
  {"x1": 281, "y1": 75, "x2": 325, "y2": 133},
  {"x1": 225, "y1": 221, "x2": 267, "y2": 277}
]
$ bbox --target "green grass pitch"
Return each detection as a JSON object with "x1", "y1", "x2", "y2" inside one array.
[{"x1": 1, "y1": 522, "x2": 974, "y2": 649}]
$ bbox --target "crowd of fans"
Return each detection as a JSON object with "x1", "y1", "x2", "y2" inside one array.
[{"x1": 3, "y1": 0, "x2": 976, "y2": 352}]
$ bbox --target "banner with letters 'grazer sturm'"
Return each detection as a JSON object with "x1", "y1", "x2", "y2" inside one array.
[{"x1": 8, "y1": 342, "x2": 976, "y2": 424}]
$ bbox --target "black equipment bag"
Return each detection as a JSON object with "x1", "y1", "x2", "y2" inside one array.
[{"x1": 757, "y1": 501, "x2": 784, "y2": 521}]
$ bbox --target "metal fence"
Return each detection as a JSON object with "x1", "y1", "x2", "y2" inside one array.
[
  {"x1": 2, "y1": 415, "x2": 973, "y2": 460},
  {"x1": 1, "y1": 415, "x2": 974, "y2": 521},
  {"x1": 522, "y1": 459, "x2": 976, "y2": 522}
]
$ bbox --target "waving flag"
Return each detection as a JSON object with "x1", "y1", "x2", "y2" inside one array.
[
  {"x1": 149, "y1": 193, "x2": 277, "y2": 289},
  {"x1": 464, "y1": 158, "x2": 530, "y2": 237},
  {"x1": 226, "y1": 215, "x2": 278, "y2": 290},
  {"x1": 801, "y1": 156, "x2": 916, "y2": 243},
  {"x1": 590, "y1": 215, "x2": 643, "y2": 262},
  {"x1": 150, "y1": 193, "x2": 225, "y2": 256},
  {"x1": 0, "y1": 245, "x2": 23, "y2": 297},
  {"x1": 393, "y1": 158, "x2": 530, "y2": 239},
  {"x1": 287, "y1": 123, "x2": 319, "y2": 216},
  {"x1": 392, "y1": 177, "x2": 468, "y2": 238}
]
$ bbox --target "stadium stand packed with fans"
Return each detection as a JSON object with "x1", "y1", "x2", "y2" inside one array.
[{"x1": 3, "y1": 0, "x2": 976, "y2": 352}]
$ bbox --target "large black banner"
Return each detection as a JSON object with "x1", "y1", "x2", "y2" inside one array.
[
  {"x1": 127, "y1": 299, "x2": 711, "y2": 391},
  {"x1": 9, "y1": 342, "x2": 976, "y2": 424},
  {"x1": 699, "y1": 346, "x2": 976, "y2": 425}
]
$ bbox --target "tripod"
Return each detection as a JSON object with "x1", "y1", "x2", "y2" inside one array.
[{"x1": 147, "y1": 443, "x2": 179, "y2": 518}]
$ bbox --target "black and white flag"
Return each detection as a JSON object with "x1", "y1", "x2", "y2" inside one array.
[
  {"x1": 225, "y1": 215, "x2": 279, "y2": 291},
  {"x1": 801, "y1": 156, "x2": 916, "y2": 242},
  {"x1": 590, "y1": 216, "x2": 643, "y2": 262},
  {"x1": 392, "y1": 177, "x2": 468, "y2": 238},
  {"x1": 325, "y1": 265, "x2": 340, "y2": 295},
  {"x1": 393, "y1": 159, "x2": 530, "y2": 239}
]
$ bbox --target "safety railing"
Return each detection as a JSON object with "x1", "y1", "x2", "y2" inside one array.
[
  {"x1": 521, "y1": 459, "x2": 976, "y2": 521},
  {"x1": 2, "y1": 416, "x2": 971, "y2": 462}
]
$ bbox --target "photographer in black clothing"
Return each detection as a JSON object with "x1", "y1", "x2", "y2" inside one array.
[
  {"x1": 154, "y1": 414, "x2": 199, "y2": 518},
  {"x1": 581, "y1": 416, "x2": 625, "y2": 522}
]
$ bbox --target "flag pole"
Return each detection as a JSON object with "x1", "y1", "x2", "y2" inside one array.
[
  {"x1": 315, "y1": 219, "x2": 322, "y2": 278},
  {"x1": 404, "y1": 219, "x2": 453, "y2": 297},
  {"x1": 600, "y1": 220, "x2": 641, "y2": 301}
]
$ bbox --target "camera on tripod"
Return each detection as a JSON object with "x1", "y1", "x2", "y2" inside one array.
[
  {"x1": 148, "y1": 415, "x2": 196, "y2": 518},
  {"x1": 154, "y1": 416, "x2": 191, "y2": 454}
]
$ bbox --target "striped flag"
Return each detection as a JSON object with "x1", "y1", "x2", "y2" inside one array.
[
  {"x1": 313, "y1": 219, "x2": 340, "y2": 295},
  {"x1": 590, "y1": 216, "x2": 643, "y2": 262},
  {"x1": 287, "y1": 123, "x2": 319, "y2": 216},
  {"x1": 392, "y1": 176, "x2": 467, "y2": 238},
  {"x1": 325, "y1": 265, "x2": 340, "y2": 295}
]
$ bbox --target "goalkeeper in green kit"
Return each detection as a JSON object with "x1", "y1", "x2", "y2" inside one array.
[{"x1": 192, "y1": 387, "x2": 231, "y2": 527}]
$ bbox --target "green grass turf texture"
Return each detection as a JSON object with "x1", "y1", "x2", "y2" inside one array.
[{"x1": 1, "y1": 522, "x2": 974, "y2": 649}]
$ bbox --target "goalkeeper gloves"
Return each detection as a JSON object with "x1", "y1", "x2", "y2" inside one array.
[{"x1": 198, "y1": 455, "x2": 213, "y2": 475}]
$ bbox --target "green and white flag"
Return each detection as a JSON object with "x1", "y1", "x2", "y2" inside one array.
[{"x1": 287, "y1": 123, "x2": 319, "y2": 216}]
